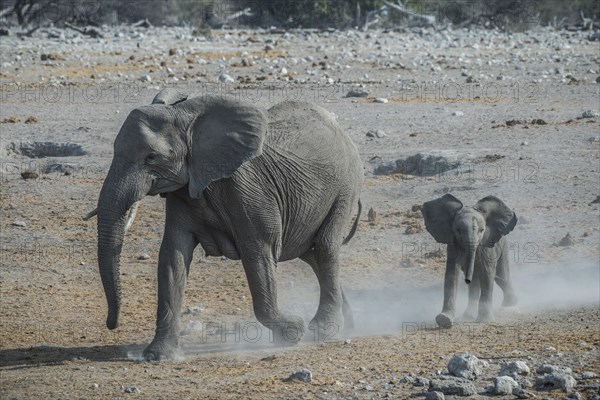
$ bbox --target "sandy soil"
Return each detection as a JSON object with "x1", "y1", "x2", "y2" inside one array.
[{"x1": 0, "y1": 25, "x2": 599, "y2": 399}]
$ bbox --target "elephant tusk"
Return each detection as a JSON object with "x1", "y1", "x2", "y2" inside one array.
[
  {"x1": 123, "y1": 201, "x2": 140, "y2": 234},
  {"x1": 82, "y1": 208, "x2": 98, "y2": 221}
]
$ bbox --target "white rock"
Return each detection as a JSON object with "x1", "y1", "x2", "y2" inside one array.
[
  {"x1": 582, "y1": 110, "x2": 599, "y2": 118},
  {"x1": 139, "y1": 74, "x2": 151, "y2": 82},
  {"x1": 448, "y1": 353, "x2": 488, "y2": 380},
  {"x1": 218, "y1": 74, "x2": 235, "y2": 83},
  {"x1": 374, "y1": 97, "x2": 388, "y2": 103},
  {"x1": 11, "y1": 221, "x2": 26, "y2": 227},
  {"x1": 452, "y1": 111, "x2": 464, "y2": 116},
  {"x1": 494, "y1": 376, "x2": 519, "y2": 395}
]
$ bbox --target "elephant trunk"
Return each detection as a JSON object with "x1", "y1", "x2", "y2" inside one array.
[
  {"x1": 464, "y1": 244, "x2": 477, "y2": 284},
  {"x1": 97, "y1": 165, "x2": 145, "y2": 329}
]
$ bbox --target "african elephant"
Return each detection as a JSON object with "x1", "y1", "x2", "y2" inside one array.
[
  {"x1": 89, "y1": 88, "x2": 363, "y2": 360},
  {"x1": 421, "y1": 194, "x2": 518, "y2": 328}
]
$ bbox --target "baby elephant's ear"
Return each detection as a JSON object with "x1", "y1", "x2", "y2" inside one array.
[
  {"x1": 476, "y1": 196, "x2": 517, "y2": 247},
  {"x1": 422, "y1": 194, "x2": 463, "y2": 244},
  {"x1": 151, "y1": 88, "x2": 188, "y2": 105}
]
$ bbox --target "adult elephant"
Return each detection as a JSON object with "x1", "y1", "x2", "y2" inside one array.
[{"x1": 89, "y1": 89, "x2": 363, "y2": 360}]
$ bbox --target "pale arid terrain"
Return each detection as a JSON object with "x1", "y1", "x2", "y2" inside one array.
[{"x1": 0, "y1": 24, "x2": 599, "y2": 399}]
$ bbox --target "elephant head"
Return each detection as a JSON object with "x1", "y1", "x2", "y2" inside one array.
[
  {"x1": 421, "y1": 194, "x2": 517, "y2": 284},
  {"x1": 96, "y1": 89, "x2": 267, "y2": 329}
]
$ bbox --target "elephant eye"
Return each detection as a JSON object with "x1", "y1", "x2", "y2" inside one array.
[{"x1": 146, "y1": 153, "x2": 157, "y2": 162}]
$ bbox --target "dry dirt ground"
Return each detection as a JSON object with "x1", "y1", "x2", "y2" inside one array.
[{"x1": 0, "y1": 26, "x2": 599, "y2": 399}]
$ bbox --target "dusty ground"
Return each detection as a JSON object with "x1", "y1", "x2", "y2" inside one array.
[{"x1": 0, "y1": 25, "x2": 599, "y2": 399}]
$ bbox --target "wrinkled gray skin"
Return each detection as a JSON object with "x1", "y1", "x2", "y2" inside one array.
[
  {"x1": 96, "y1": 89, "x2": 363, "y2": 360},
  {"x1": 422, "y1": 194, "x2": 518, "y2": 328}
]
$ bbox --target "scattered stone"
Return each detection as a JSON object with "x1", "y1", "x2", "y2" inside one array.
[
  {"x1": 11, "y1": 221, "x2": 26, "y2": 227},
  {"x1": 398, "y1": 375, "x2": 414, "y2": 384},
  {"x1": 448, "y1": 352, "x2": 487, "y2": 380},
  {"x1": 582, "y1": 110, "x2": 599, "y2": 118},
  {"x1": 536, "y1": 369, "x2": 576, "y2": 392},
  {"x1": 21, "y1": 171, "x2": 39, "y2": 179},
  {"x1": 137, "y1": 253, "x2": 151, "y2": 260},
  {"x1": 590, "y1": 195, "x2": 600, "y2": 205},
  {"x1": 411, "y1": 204, "x2": 422, "y2": 212},
  {"x1": 374, "y1": 153, "x2": 460, "y2": 177},
  {"x1": 183, "y1": 306, "x2": 206, "y2": 315},
  {"x1": 1, "y1": 116, "x2": 20, "y2": 123},
  {"x1": 452, "y1": 111, "x2": 464, "y2": 116},
  {"x1": 366, "y1": 130, "x2": 386, "y2": 138},
  {"x1": 414, "y1": 377, "x2": 430, "y2": 387},
  {"x1": 123, "y1": 386, "x2": 140, "y2": 393},
  {"x1": 581, "y1": 371, "x2": 597, "y2": 379},
  {"x1": 218, "y1": 74, "x2": 235, "y2": 83},
  {"x1": 429, "y1": 378, "x2": 477, "y2": 396},
  {"x1": 374, "y1": 97, "x2": 389, "y2": 103},
  {"x1": 513, "y1": 387, "x2": 537, "y2": 398},
  {"x1": 557, "y1": 233, "x2": 575, "y2": 246},
  {"x1": 7, "y1": 142, "x2": 87, "y2": 158},
  {"x1": 499, "y1": 361, "x2": 530, "y2": 378},
  {"x1": 180, "y1": 320, "x2": 202, "y2": 336},
  {"x1": 494, "y1": 376, "x2": 519, "y2": 395},
  {"x1": 91, "y1": 383, "x2": 99, "y2": 389},
  {"x1": 24, "y1": 116, "x2": 38, "y2": 124},
  {"x1": 506, "y1": 119, "x2": 525, "y2": 127},
  {"x1": 530, "y1": 118, "x2": 547, "y2": 125},
  {"x1": 425, "y1": 391, "x2": 445, "y2": 400},
  {"x1": 521, "y1": 379, "x2": 533, "y2": 388},
  {"x1": 43, "y1": 163, "x2": 78, "y2": 175},
  {"x1": 345, "y1": 88, "x2": 369, "y2": 98},
  {"x1": 567, "y1": 392, "x2": 582, "y2": 400},
  {"x1": 168, "y1": 48, "x2": 177, "y2": 56},
  {"x1": 536, "y1": 364, "x2": 572, "y2": 375},
  {"x1": 367, "y1": 207, "x2": 377, "y2": 222},
  {"x1": 139, "y1": 74, "x2": 151, "y2": 82},
  {"x1": 288, "y1": 368, "x2": 312, "y2": 383}
]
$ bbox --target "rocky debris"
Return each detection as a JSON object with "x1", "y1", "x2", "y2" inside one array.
[
  {"x1": 374, "y1": 153, "x2": 460, "y2": 176},
  {"x1": 494, "y1": 376, "x2": 519, "y2": 395},
  {"x1": 590, "y1": 195, "x2": 600, "y2": 205},
  {"x1": 139, "y1": 74, "x2": 152, "y2": 82},
  {"x1": 580, "y1": 371, "x2": 597, "y2": 379},
  {"x1": 345, "y1": 88, "x2": 369, "y2": 98},
  {"x1": 447, "y1": 353, "x2": 487, "y2": 380},
  {"x1": 137, "y1": 253, "x2": 151, "y2": 260},
  {"x1": 43, "y1": 163, "x2": 78, "y2": 175},
  {"x1": 557, "y1": 233, "x2": 575, "y2": 246},
  {"x1": 7, "y1": 142, "x2": 86, "y2": 158},
  {"x1": 21, "y1": 171, "x2": 39, "y2": 180},
  {"x1": 581, "y1": 110, "x2": 599, "y2": 118},
  {"x1": 499, "y1": 361, "x2": 530, "y2": 378},
  {"x1": 11, "y1": 221, "x2": 27, "y2": 227},
  {"x1": 414, "y1": 377, "x2": 430, "y2": 387},
  {"x1": 218, "y1": 74, "x2": 235, "y2": 83},
  {"x1": 180, "y1": 320, "x2": 202, "y2": 336},
  {"x1": 24, "y1": 116, "x2": 38, "y2": 124},
  {"x1": 398, "y1": 375, "x2": 414, "y2": 384},
  {"x1": 425, "y1": 391, "x2": 445, "y2": 400},
  {"x1": 288, "y1": 368, "x2": 312, "y2": 383},
  {"x1": 567, "y1": 392, "x2": 583, "y2": 400},
  {"x1": 535, "y1": 364, "x2": 576, "y2": 392},
  {"x1": 506, "y1": 119, "x2": 526, "y2": 127},
  {"x1": 1, "y1": 116, "x2": 21, "y2": 123},
  {"x1": 451, "y1": 111, "x2": 464, "y2": 116},
  {"x1": 513, "y1": 387, "x2": 537, "y2": 398},
  {"x1": 429, "y1": 378, "x2": 477, "y2": 396},
  {"x1": 366, "y1": 130, "x2": 387, "y2": 138},
  {"x1": 373, "y1": 97, "x2": 389, "y2": 103},
  {"x1": 530, "y1": 118, "x2": 547, "y2": 125},
  {"x1": 123, "y1": 386, "x2": 140, "y2": 393}
]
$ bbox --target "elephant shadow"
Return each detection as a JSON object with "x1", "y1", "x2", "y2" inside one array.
[{"x1": 0, "y1": 344, "x2": 145, "y2": 369}]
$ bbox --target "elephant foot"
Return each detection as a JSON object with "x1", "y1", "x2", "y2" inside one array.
[
  {"x1": 309, "y1": 311, "x2": 345, "y2": 342},
  {"x1": 143, "y1": 341, "x2": 182, "y2": 361},
  {"x1": 462, "y1": 311, "x2": 477, "y2": 321},
  {"x1": 475, "y1": 311, "x2": 494, "y2": 324},
  {"x1": 435, "y1": 313, "x2": 454, "y2": 329},
  {"x1": 267, "y1": 315, "x2": 306, "y2": 346},
  {"x1": 502, "y1": 296, "x2": 518, "y2": 308}
]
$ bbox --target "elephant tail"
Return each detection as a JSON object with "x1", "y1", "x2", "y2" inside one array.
[{"x1": 342, "y1": 199, "x2": 362, "y2": 245}]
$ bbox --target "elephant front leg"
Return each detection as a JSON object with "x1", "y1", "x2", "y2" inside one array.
[
  {"x1": 143, "y1": 227, "x2": 195, "y2": 361},
  {"x1": 436, "y1": 249, "x2": 459, "y2": 329},
  {"x1": 242, "y1": 253, "x2": 306, "y2": 346},
  {"x1": 463, "y1": 276, "x2": 480, "y2": 321},
  {"x1": 476, "y1": 262, "x2": 495, "y2": 323}
]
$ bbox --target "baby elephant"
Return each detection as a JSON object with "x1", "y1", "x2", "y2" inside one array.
[{"x1": 422, "y1": 194, "x2": 518, "y2": 328}]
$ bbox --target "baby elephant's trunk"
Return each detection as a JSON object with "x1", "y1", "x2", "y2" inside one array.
[{"x1": 464, "y1": 245, "x2": 477, "y2": 284}]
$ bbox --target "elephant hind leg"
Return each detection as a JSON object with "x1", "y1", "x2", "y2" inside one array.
[{"x1": 301, "y1": 250, "x2": 353, "y2": 336}]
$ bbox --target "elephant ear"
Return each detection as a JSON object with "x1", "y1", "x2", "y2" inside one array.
[
  {"x1": 421, "y1": 194, "x2": 464, "y2": 244},
  {"x1": 152, "y1": 88, "x2": 188, "y2": 105},
  {"x1": 476, "y1": 196, "x2": 517, "y2": 247},
  {"x1": 183, "y1": 97, "x2": 267, "y2": 199}
]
